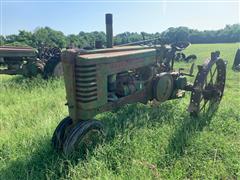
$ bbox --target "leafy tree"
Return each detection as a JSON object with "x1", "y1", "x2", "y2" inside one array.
[
  {"x1": 66, "y1": 34, "x2": 80, "y2": 48},
  {"x1": 5, "y1": 34, "x2": 18, "y2": 44},
  {"x1": 32, "y1": 27, "x2": 66, "y2": 48},
  {"x1": 16, "y1": 30, "x2": 34, "y2": 46},
  {"x1": 0, "y1": 35, "x2": 5, "y2": 45},
  {"x1": 3, "y1": 41, "x2": 30, "y2": 47},
  {"x1": 1, "y1": 23, "x2": 239, "y2": 48},
  {"x1": 114, "y1": 32, "x2": 144, "y2": 45},
  {"x1": 161, "y1": 27, "x2": 190, "y2": 43}
]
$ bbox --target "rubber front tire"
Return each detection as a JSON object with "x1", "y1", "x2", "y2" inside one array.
[
  {"x1": 52, "y1": 116, "x2": 73, "y2": 151},
  {"x1": 63, "y1": 120, "x2": 105, "y2": 156}
]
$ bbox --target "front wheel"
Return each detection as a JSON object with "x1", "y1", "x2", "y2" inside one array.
[
  {"x1": 52, "y1": 117, "x2": 72, "y2": 151},
  {"x1": 63, "y1": 120, "x2": 105, "y2": 156}
]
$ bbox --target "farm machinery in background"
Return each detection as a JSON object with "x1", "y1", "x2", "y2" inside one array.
[
  {"x1": 0, "y1": 46, "x2": 63, "y2": 78},
  {"x1": 175, "y1": 52, "x2": 197, "y2": 62},
  {"x1": 232, "y1": 48, "x2": 240, "y2": 71},
  {"x1": 51, "y1": 14, "x2": 227, "y2": 156},
  {"x1": 116, "y1": 35, "x2": 197, "y2": 63}
]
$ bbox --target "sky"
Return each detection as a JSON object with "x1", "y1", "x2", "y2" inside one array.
[{"x1": 0, "y1": 0, "x2": 239, "y2": 36}]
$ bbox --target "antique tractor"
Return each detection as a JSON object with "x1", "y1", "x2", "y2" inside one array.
[
  {"x1": 52, "y1": 14, "x2": 227, "y2": 155},
  {"x1": 0, "y1": 46, "x2": 63, "y2": 78},
  {"x1": 232, "y1": 48, "x2": 240, "y2": 71}
]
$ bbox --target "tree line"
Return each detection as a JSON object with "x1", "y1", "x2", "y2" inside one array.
[{"x1": 0, "y1": 24, "x2": 239, "y2": 49}]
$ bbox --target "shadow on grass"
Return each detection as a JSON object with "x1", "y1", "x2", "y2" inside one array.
[
  {"x1": 101, "y1": 102, "x2": 216, "y2": 171},
  {"x1": 1, "y1": 102, "x2": 177, "y2": 179},
  {"x1": 158, "y1": 111, "x2": 215, "y2": 168},
  {"x1": 101, "y1": 102, "x2": 178, "y2": 141},
  {"x1": 0, "y1": 101, "x2": 215, "y2": 179},
  {"x1": 0, "y1": 139, "x2": 71, "y2": 179}
]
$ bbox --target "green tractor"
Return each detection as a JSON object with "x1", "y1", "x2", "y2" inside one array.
[
  {"x1": 0, "y1": 46, "x2": 63, "y2": 78},
  {"x1": 232, "y1": 48, "x2": 240, "y2": 71},
  {"x1": 52, "y1": 14, "x2": 227, "y2": 156}
]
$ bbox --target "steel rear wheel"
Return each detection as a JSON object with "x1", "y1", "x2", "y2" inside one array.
[
  {"x1": 63, "y1": 120, "x2": 105, "y2": 157},
  {"x1": 52, "y1": 62, "x2": 63, "y2": 77},
  {"x1": 188, "y1": 57, "x2": 226, "y2": 117},
  {"x1": 52, "y1": 117, "x2": 73, "y2": 151},
  {"x1": 51, "y1": 47, "x2": 63, "y2": 77}
]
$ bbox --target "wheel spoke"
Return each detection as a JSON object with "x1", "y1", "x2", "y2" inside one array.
[
  {"x1": 209, "y1": 68, "x2": 214, "y2": 85},
  {"x1": 204, "y1": 74, "x2": 208, "y2": 87},
  {"x1": 199, "y1": 95, "x2": 204, "y2": 103},
  {"x1": 200, "y1": 99, "x2": 209, "y2": 112},
  {"x1": 209, "y1": 66, "x2": 217, "y2": 85}
]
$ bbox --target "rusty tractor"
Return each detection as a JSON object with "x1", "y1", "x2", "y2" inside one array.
[
  {"x1": 232, "y1": 48, "x2": 240, "y2": 71},
  {"x1": 52, "y1": 14, "x2": 227, "y2": 156},
  {"x1": 0, "y1": 46, "x2": 63, "y2": 78}
]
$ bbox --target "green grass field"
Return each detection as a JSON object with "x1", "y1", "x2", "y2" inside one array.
[{"x1": 0, "y1": 43, "x2": 239, "y2": 179}]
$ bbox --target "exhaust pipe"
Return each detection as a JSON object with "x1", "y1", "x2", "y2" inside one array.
[{"x1": 105, "y1": 13, "x2": 113, "y2": 48}]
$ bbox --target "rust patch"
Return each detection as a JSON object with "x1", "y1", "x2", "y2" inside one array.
[{"x1": 79, "y1": 49, "x2": 155, "y2": 59}]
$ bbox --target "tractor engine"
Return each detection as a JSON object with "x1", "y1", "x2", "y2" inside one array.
[
  {"x1": 106, "y1": 64, "x2": 185, "y2": 103},
  {"x1": 116, "y1": 71, "x2": 142, "y2": 95},
  {"x1": 107, "y1": 66, "x2": 156, "y2": 101},
  {"x1": 108, "y1": 71, "x2": 141, "y2": 101}
]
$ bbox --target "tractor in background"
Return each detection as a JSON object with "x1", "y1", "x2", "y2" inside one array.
[
  {"x1": 0, "y1": 46, "x2": 63, "y2": 78},
  {"x1": 232, "y1": 49, "x2": 240, "y2": 71}
]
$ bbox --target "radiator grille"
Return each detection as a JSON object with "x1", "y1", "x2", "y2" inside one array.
[{"x1": 75, "y1": 64, "x2": 97, "y2": 103}]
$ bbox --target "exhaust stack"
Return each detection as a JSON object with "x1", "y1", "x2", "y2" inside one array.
[{"x1": 105, "y1": 13, "x2": 113, "y2": 48}]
